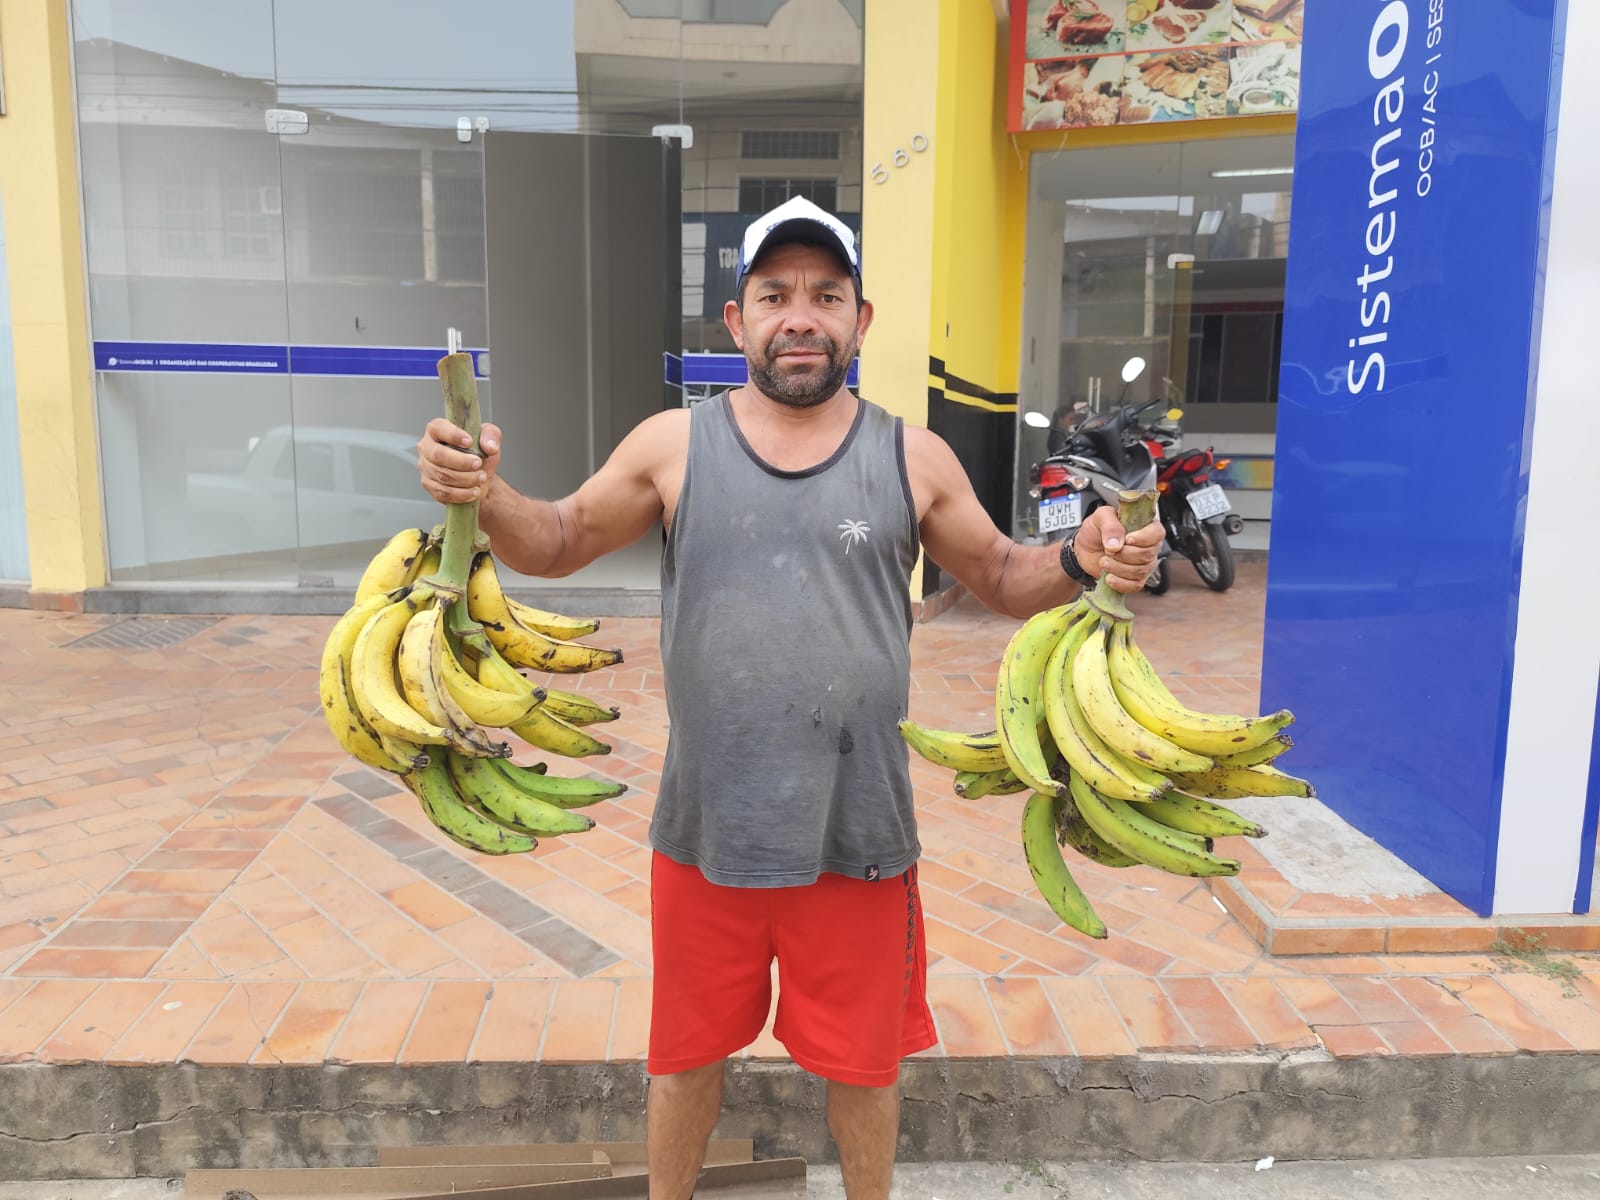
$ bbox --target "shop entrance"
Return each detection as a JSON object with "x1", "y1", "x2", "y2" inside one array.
[{"x1": 1014, "y1": 133, "x2": 1295, "y2": 550}]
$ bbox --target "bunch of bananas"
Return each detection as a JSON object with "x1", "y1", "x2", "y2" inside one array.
[
  {"x1": 317, "y1": 353, "x2": 627, "y2": 855},
  {"x1": 899, "y1": 491, "x2": 1311, "y2": 940}
]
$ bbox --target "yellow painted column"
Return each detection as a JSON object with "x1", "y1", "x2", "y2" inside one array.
[
  {"x1": 860, "y1": 0, "x2": 940, "y2": 431},
  {"x1": 862, "y1": 0, "x2": 1029, "y2": 602},
  {"x1": 0, "y1": 0, "x2": 105, "y2": 595}
]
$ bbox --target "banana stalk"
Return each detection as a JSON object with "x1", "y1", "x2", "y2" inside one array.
[{"x1": 1083, "y1": 489, "x2": 1157, "y2": 622}]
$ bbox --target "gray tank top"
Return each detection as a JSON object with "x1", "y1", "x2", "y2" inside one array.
[{"x1": 650, "y1": 390, "x2": 922, "y2": 887}]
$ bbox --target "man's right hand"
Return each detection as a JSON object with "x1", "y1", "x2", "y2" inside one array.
[{"x1": 418, "y1": 418, "x2": 503, "y2": 504}]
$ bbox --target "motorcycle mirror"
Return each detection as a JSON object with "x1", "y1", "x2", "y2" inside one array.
[
  {"x1": 1166, "y1": 407, "x2": 1184, "y2": 422},
  {"x1": 1022, "y1": 411, "x2": 1050, "y2": 429},
  {"x1": 1120, "y1": 356, "x2": 1147, "y2": 384}
]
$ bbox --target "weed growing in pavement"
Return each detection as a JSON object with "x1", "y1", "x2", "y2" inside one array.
[{"x1": 1491, "y1": 929, "x2": 1584, "y2": 997}]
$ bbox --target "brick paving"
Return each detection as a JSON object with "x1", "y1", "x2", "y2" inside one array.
[{"x1": 0, "y1": 562, "x2": 1597, "y2": 1070}]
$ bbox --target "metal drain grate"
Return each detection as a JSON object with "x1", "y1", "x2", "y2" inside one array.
[{"x1": 64, "y1": 616, "x2": 221, "y2": 650}]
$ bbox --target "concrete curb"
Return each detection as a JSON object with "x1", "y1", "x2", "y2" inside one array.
[{"x1": 0, "y1": 1053, "x2": 1595, "y2": 1179}]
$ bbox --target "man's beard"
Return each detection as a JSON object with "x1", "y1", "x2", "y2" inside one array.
[{"x1": 746, "y1": 332, "x2": 854, "y2": 408}]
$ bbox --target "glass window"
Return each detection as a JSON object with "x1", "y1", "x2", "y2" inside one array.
[
  {"x1": 737, "y1": 177, "x2": 838, "y2": 212},
  {"x1": 348, "y1": 443, "x2": 424, "y2": 500},
  {"x1": 740, "y1": 130, "x2": 841, "y2": 160},
  {"x1": 293, "y1": 438, "x2": 337, "y2": 492}
]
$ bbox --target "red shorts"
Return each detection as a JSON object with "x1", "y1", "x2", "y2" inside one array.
[{"x1": 648, "y1": 852, "x2": 937, "y2": 1087}]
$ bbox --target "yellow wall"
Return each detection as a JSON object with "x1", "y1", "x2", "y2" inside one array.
[
  {"x1": 860, "y1": 0, "x2": 940, "y2": 431},
  {"x1": 0, "y1": 0, "x2": 104, "y2": 592},
  {"x1": 929, "y1": 0, "x2": 1028, "y2": 405}
]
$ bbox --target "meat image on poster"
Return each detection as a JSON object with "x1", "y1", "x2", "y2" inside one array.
[{"x1": 1010, "y1": 0, "x2": 1302, "y2": 132}]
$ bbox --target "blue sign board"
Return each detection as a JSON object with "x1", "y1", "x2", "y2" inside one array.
[
  {"x1": 1263, "y1": 0, "x2": 1569, "y2": 913},
  {"x1": 93, "y1": 341, "x2": 487, "y2": 379}
]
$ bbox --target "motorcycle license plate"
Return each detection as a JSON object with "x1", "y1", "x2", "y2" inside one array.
[
  {"x1": 1186, "y1": 484, "x2": 1232, "y2": 520},
  {"x1": 1040, "y1": 493, "x2": 1083, "y2": 533}
]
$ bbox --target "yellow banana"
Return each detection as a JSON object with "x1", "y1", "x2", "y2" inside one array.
[
  {"x1": 491, "y1": 758, "x2": 626, "y2": 809},
  {"x1": 351, "y1": 589, "x2": 452, "y2": 747},
  {"x1": 996, "y1": 602, "x2": 1084, "y2": 796},
  {"x1": 319, "y1": 594, "x2": 414, "y2": 774},
  {"x1": 474, "y1": 643, "x2": 612, "y2": 756},
  {"x1": 404, "y1": 756, "x2": 537, "y2": 855},
  {"x1": 1068, "y1": 770, "x2": 1240, "y2": 878},
  {"x1": 540, "y1": 687, "x2": 621, "y2": 726},
  {"x1": 467, "y1": 555, "x2": 623, "y2": 674},
  {"x1": 505, "y1": 596, "x2": 601, "y2": 640},
  {"x1": 1170, "y1": 763, "x2": 1315, "y2": 800},
  {"x1": 1073, "y1": 620, "x2": 1213, "y2": 775},
  {"x1": 1141, "y1": 792, "x2": 1266, "y2": 839},
  {"x1": 510, "y1": 706, "x2": 614, "y2": 758},
  {"x1": 353, "y1": 528, "x2": 431, "y2": 605},
  {"x1": 1021, "y1": 791, "x2": 1106, "y2": 939},
  {"x1": 378, "y1": 734, "x2": 429, "y2": 773},
  {"x1": 898, "y1": 719, "x2": 1009, "y2": 774},
  {"x1": 446, "y1": 751, "x2": 597, "y2": 837},
  {"x1": 1107, "y1": 624, "x2": 1294, "y2": 757},
  {"x1": 1214, "y1": 734, "x2": 1293, "y2": 768},
  {"x1": 438, "y1": 629, "x2": 545, "y2": 728},
  {"x1": 1042, "y1": 610, "x2": 1169, "y2": 803},
  {"x1": 397, "y1": 599, "x2": 508, "y2": 758}
]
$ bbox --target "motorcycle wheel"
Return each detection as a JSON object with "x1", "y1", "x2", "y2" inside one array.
[
  {"x1": 1144, "y1": 556, "x2": 1171, "y2": 595},
  {"x1": 1184, "y1": 511, "x2": 1235, "y2": 592}
]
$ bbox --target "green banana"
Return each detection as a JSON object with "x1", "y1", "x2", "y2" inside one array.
[
  {"x1": 898, "y1": 719, "x2": 1009, "y2": 774},
  {"x1": 996, "y1": 601, "x2": 1084, "y2": 796},
  {"x1": 1056, "y1": 793, "x2": 1140, "y2": 868},
  {"x1": 447, "y1": 751, "x2": 597, "y2": 837},
  {"x1": 1021, "y1": 791, "x2": 1106, "y2": 939},
  {"x1": 491, "y1": 758, "x2": 626, "y2": 809},
  {"x1": 1068, "y1": 770, "x2": 1241, "y2": 879},
  {"x1": 953, "y1": 765, "x2": 1028, "y2": 799},
  {"x1": 404, "y1": 756, "x2": 537, "y2": 854}
]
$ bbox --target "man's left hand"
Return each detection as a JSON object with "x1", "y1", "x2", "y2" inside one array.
[{"x1": 1074, "y1": 506, "x2": 1164, "y2": 595}]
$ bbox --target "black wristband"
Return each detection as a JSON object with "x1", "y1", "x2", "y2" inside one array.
[{"x1": 1059, "y1": 527, "x2": 1094, "y2": 585}]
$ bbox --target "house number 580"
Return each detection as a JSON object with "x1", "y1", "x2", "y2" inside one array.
[{"x1": 870, "y1": 133, "x2": 929, "y2": 184}]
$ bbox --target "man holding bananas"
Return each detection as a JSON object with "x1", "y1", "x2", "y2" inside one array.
[{"x1": 417, "y1": 196, "x2": 1162, "y2": 1199}]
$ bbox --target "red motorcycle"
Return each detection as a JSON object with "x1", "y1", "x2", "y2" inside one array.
[{"x1": 1145, "y1": 418, "x2": 1244, "y2": 594}]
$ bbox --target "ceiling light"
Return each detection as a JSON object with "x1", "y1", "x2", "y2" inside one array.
[{"x1": 1209, "y1": 166, "x2": 1295, "y2": 178}]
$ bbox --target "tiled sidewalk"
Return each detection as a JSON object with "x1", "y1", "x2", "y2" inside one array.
[{"x1": 0, "y1": 562, "x2": 1597, "y2": 1070}]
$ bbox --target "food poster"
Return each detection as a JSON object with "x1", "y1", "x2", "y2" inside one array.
[{"x1": 1011, "y1": 0, "x2": 1303, "y2": 132}]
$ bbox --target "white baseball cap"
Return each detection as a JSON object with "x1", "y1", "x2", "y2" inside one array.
[{"x1": 735, "y1": 196, "x2": 861, "y2": 288}]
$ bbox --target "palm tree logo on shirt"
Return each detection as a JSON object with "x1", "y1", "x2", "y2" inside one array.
[{"x1": 837, "y1": 519, "x2": 871, "y2": 554}]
